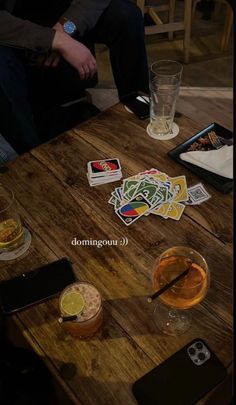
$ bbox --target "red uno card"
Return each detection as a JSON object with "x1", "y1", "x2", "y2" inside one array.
[{"x1": 88, "y1": 159, "x2": 121, "y2": 177}]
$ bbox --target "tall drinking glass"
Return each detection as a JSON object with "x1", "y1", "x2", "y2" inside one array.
[
  {"x1": 152, "y1": 246, "x2": 210, "y2": 336},
  {"x1": 147, "y1": 60, "x2": 183, "y2": 140},
  {"x1": 0, "y1": 185, "x2": 24, "y2": 251}
]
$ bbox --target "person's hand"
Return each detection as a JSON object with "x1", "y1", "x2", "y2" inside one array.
[
  {"x1": 52, "y1": 30, "x2": 97, "y2": 80},
  {"x1": 41, "y1": 22, "x2": 62, "y2": 69},
  {"x1": 41, "y1": 50, "x2": 60, "y2": 69}
]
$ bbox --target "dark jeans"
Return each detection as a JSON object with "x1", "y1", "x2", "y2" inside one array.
[{"x1": 0, "y1": 0, "x2": 149, "y2": 154}]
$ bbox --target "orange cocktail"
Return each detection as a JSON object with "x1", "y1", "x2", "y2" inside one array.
[
  {"x1": 152, "y1": 246, "x2": 210, "y2": 335},
  {"x1": 59, "y1": 282, "x2": 103, "y2": 339},
  {"x1": 0, "y1": 185, "x2": 24, "y2": 251},
  {"x1": 153, "y1": 254, "x2": 208, "y2": 309}
]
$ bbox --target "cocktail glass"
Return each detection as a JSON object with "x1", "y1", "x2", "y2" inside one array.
[
  {"x1": 152, "y1": 246, "x2": 210, "y2": 336},
  {"x1": 59, "y1": 281, "x2": 103, "y2": 339}
]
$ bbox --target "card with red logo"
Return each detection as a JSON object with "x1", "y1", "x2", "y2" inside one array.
[{"x1": 87, "y1": 158, "x2": 121, "y2": 178}]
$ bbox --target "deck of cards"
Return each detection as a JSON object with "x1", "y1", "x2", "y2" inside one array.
[
  {"x1": 87, "y1": 158, "x2": 122, "y2": 186},
  {"x1": 108, "y1": 169, "x2": 211, "y2": 226}
]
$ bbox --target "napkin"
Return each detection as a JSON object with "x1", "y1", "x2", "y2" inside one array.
[{"x1": 179, "y1": 145, "x2": 233, "y2": 179}]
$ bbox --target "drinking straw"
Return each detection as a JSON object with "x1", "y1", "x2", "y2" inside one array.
[
  {"x1": 147, "y1": 266, "x2": 191, "y2": 303},
  {"x1": 58, "y1": 315, "x2": 77, "y2": 323}
]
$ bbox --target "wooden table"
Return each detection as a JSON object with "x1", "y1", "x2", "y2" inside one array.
[{"x1": 0, "y1": 104, "x2": 233, "y2": 404}]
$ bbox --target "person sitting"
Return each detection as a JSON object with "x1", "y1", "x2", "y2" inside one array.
[{"x1": 0, "y1": 0, "x2": 149, "y2": 155}]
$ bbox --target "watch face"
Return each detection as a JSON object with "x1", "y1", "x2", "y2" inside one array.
[{"x1": 64, "y1": 21, "x2": 77, "y2": 35}]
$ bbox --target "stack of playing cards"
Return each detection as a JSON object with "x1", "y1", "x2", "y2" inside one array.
[
  {"x1": 87, "y1": 158, "x2": 122, "y2": 186},
  {"x1": 108, "y1": 169, "x2": 211, "y2": 226}
]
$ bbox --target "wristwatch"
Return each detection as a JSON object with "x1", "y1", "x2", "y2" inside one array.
[{"x1": 60, "y1": 17, "x2": 77, "y2": 36}]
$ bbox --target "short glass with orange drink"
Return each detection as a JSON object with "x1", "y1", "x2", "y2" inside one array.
[
  {"x1": 0, "y1": 185, "x2": 24, "y2": 252},
  {"x1": 59, "y1": 281, "x2": 103, "y2": 339}
]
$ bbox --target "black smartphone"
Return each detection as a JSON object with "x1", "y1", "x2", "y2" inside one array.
[
  {"x1": 0, "y1": 258, "x2": 76, "y2": 315},
  {"x1": 121, "y1": 92, "x2": 150, "y2": 119},
  {"x1": 132, "y1": 339, "x2": 227, "y2": 405}
]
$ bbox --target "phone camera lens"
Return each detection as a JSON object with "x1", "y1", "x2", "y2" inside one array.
[
  {"x1": 195, "y1": 342, "x2": 203, "y2": 350},
  {"x1": 188, "y1": 347, "x2": 196, "y2": 356},
  {"x1": 198, "y1": 352, "x2": 206, "y2": 361}
]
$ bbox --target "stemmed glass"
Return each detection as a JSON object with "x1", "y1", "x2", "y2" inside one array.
[{"x1": 152, "y1": 246, "x2": 210, "y2": 336}]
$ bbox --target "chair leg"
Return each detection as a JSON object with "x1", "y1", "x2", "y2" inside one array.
[
  {"x1": 221, "y1": 4, "x2": 233, "y2": 51},
  {"x1": 192, "y1": 0, "x2": 201, "y2": 20},
  {"x1": 168, "y1": 0, "x2": 176, "y2": 41},
  {"x1": 213, "y1": 1, "x2": 223, "y2": 21},
  {"x1": 183, "y1": 0, "x2": 192, "y2": 63}
]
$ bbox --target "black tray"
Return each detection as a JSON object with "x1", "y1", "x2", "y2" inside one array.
[{"x1": 168, "y1": 123, "x2": 233, "y2": 194}]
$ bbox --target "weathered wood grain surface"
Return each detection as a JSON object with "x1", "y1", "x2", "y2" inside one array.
[{"x1": 0, "y1": 103, "x2": 233, "y2": 404}]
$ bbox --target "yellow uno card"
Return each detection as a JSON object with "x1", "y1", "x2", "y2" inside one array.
[
  {"x1": 169, "y1": 176, "x2": 188, "y2": 202},
  {"x1": 151, "y1": 202, "x2": 171, "y2": 218},
  {"x1": 152, "y1": 173, "x2": 168, "y2": 182},
  {"x1": 166, "y1": 202, "x2": 185, "y2": 221}
]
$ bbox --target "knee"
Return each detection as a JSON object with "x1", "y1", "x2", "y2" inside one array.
[
  {"x1": 111, "y1": 0, "x2": 144, "y2": 34},
  {"x1": 126, "y1": 1, "x2": 143, "y2": 26},
  {"x1": 123, "y1": 1, "x2": 143, "y2": 20}
]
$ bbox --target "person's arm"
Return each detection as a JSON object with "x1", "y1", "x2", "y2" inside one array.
[
  {"x1": 0, "y1": 1, "x2": 104, "y2": 78},
  {"x1": 60, "y1": 0, "x2": 111, "y2": 35},
  {"x1": 44, "y1": 0, "x2": 111, "y2": 72},
  {"x1": 0, "y1": 11, "x2": 55, "y2": 52},
  {"x1": 52, "y1": 30, "x2": 97, "y2": 79}
]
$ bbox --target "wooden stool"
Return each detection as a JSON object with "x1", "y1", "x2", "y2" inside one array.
[
  {"x1": 137, "y1": 0, "x2": 193, "y2": 63},
  {"x1": 220, "y1": 1, "x2": 233, "y2": 51},
  {"x1": 192, "y1": 0, "x2": 233, "y2": 51}
]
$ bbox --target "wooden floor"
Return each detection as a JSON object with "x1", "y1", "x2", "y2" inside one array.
[
  {"x1": 176, "y1": 87, "x2": 233, "y2": 130},
  {"x1": 87, "y1": 87, "x2": 233, "y2": 130}
]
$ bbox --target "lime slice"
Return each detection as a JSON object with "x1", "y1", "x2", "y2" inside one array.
[{"x1": 60, "y1": 291, "x2": 85, "y2": 316}]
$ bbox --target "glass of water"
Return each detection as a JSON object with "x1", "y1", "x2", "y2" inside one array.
[{"x1": 147, "y1": 60, "x2": 183, "y2": 140}]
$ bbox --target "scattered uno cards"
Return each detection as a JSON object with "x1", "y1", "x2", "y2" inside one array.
[
  {"x1": 87, "y1": 158, "x2": 122, "y2": 186},
  {"x1": 108, "y1": 168, "x2": 190, "y2": 226}
]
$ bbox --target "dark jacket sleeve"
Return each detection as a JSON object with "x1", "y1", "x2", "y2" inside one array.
[
  {"x1": 0, "y1": 11, "x2": 55, "y2": 52},
  {"x1": 0, "y1": 1, "x2": 111, "y2": 52},
  {"x1": 61, "y1": 0, "x2": 111, "y2": 35}
]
